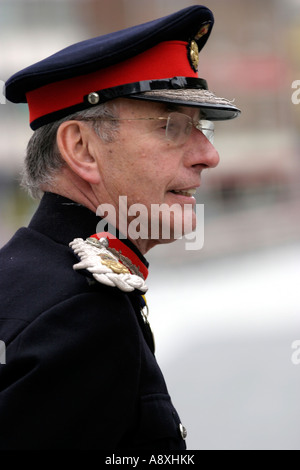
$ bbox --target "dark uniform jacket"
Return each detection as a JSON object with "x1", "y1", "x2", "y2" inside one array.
[{"x1": 0, "y1": 192, "x2": 186, "y2": 450}]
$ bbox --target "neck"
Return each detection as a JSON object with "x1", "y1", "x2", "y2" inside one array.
[
  {"x1": 41, "y1": 168, "x2": 99, "y2": 213},
  {"x1": 43, "y1": 172, "x2": 163, "y2": 255},
  {"x1": 128, "y1": 237, "x2": 159, "y2": 255}
]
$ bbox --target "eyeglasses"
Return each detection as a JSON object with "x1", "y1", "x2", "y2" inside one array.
[{"x1": 78, "y1": 112, "x2": 214, "y2": 146}]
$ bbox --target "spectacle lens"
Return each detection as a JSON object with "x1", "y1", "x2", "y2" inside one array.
[
  {"x1": 165, "y1": 113, "x2": 192, "y2": 145},
  {"x1": 77, "y1": 112, "x2": 214, "y2": 146},
  {"x1": 196, "y1": 119, "x2": 214, "y2": 144},
  {"x1": 165, "y1": 113, "x2": 214, "y2": 145}
]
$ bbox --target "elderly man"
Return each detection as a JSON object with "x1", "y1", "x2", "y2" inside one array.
[{"x1": 0, "y1": 5, "x2": 239, "y2": 450}]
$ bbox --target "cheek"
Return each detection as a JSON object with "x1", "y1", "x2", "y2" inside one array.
[
  {"x1": 123, "y1": 147, "x2": 168, "y2": 192},
  {"x1": 100, "y1": 136, "x2": 179, "y2": 204},
  {"x1": 134, "y1": 156, "x2": 174, "y2": 200}
]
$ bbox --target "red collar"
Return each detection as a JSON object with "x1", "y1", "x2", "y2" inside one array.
[{"x1": 90, "y1": 232, "x2": 148, "y2": 281}]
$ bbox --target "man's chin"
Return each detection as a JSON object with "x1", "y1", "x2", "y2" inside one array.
[{"x1": 149, "y1": 213, "x2": 196, "y2": 243}]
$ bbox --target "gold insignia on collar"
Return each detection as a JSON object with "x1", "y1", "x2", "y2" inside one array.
[
  {"x1": 69, "y1": 237, "x2": 148, "y2": 292},
  {"x1": 195, "y1": 23, "x2": 210, "y2": 40},
  {"x1": 189, "y1": 40, "x2": 199, "y2": 72},
  {"x1": 99, "y1": 253, "x2": 130, "y2": 275}
]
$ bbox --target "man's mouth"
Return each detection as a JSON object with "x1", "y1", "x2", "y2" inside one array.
[{"x1": 169, "y1": 188, "x2": 197, "y2": 197}]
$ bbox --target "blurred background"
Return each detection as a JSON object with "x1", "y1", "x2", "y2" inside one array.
[{"x1": 0, "y1": 0, "x2": 299, "y2": 450}]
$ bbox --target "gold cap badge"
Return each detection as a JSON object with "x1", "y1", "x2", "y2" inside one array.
[
  {"x1": 189, "y1": 40, "x2": 199, "y2": 72},
  {"x1": 188, "y1": 23, "x2": 211, "y2": 72}
]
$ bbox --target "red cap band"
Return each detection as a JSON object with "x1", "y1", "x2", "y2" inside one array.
[{"x1": 26, "y1": 41, "x2": 197, "y2": 125}]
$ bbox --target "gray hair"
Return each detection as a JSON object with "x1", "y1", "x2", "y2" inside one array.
[{"x1": 22, "y1": 101, "x2": 120, "y2": 198}]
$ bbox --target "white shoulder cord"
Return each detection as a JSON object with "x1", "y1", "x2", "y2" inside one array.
[{"x1": 69, "y1": 238, "x2": 148, "y2": 293}]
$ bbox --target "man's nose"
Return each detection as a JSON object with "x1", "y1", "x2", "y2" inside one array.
[{"x1": 184, "y1": 128, "x2": 220, "y2": 169}]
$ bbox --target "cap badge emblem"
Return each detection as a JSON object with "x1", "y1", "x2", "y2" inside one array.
[{"x1": 189, "y1": 40, "x2": 199, "y2": 72}]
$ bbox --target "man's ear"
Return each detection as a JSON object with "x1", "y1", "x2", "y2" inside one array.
[{"x1": 56, "y1": 121, "x2": 101, "y2": 184}]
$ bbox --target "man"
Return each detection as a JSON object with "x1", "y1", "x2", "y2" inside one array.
[{"x1": 0, "y1": 5, "x2": 240, "y2": 449}]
